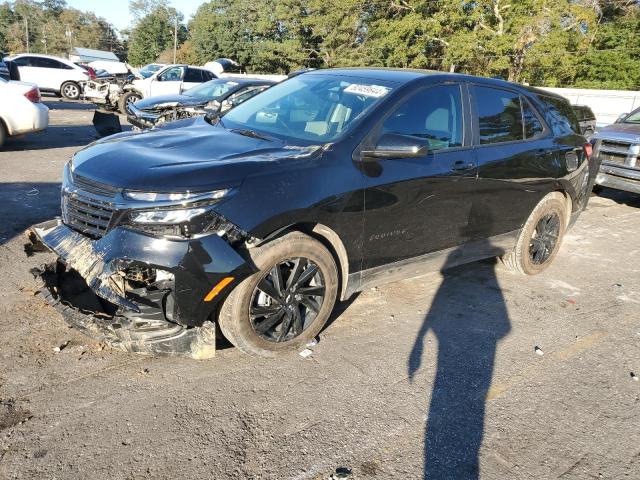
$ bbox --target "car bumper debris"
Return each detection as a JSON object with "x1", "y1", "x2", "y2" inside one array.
[{"x1": 26, "y1": 219, "x2": 255, "y2": 358}]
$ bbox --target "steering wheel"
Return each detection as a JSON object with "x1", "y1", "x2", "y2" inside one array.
[{"x1": 275, "y1": 114, "x2": 297, "y2": 136}]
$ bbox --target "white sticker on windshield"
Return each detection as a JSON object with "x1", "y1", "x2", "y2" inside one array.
[
  {"x1": 343, "y1": 84, "x2": 390, "y2": 98},
  {"x1": 225, "y1": 81, "x2": 239, "y2": 86}
]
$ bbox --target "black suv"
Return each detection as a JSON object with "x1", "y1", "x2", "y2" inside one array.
[{"x1": 29, "y1": 68, "x2": 598, "y2": 358}]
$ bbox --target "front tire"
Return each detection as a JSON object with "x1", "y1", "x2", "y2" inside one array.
[
  {"x1": 501, "y1": 192, "x2": 568, "y2": 275},
  {"x1": 218, "y1": 232, "x2": 338, "y2": 357},
  {"x1": 118, "y1": 92, "x2": 142, "y2": 114},
  {"x1": 60, "y1": 81, "x2": 80, "y2": 100}
]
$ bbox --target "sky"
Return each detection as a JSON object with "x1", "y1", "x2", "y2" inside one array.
[{"x1": 65, "y1": 0, "x2": 204, "y2": 32}]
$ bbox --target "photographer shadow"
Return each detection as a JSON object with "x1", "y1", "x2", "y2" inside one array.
[{"x1": 408, "y1": 236, "x2": 512, "y2": 479}]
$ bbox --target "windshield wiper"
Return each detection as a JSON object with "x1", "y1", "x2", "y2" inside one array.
[{"x1": 230, "y1": 128, "x2": 274, "y2": 142}]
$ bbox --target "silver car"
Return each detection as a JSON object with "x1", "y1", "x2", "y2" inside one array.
[{"x1": 592, "y1": 107, "x2": 640, "y2": 194}]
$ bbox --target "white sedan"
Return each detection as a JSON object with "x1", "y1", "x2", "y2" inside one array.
[{"x1": 0, "y1": 78, "x2": 49, "y2": 147}]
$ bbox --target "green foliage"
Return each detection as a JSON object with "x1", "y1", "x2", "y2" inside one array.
[
  {"x1": 127, "y1": 2, "x2": 186, "y2": 66},
  {"x1": 183, "y1": 0, "x2": 640, "y2": 89},
  {"x1": 1, "y1": 0, "x2": 638, "y2": 89},
  {"x1": 188, "y1": 0, "x2": 315, "y2": 73},
  {"x1": 0, "y1": 0, "x2": 124, "y2": 58}
]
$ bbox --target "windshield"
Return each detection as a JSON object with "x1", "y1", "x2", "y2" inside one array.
[
  {"x1": 623, "y1": 108, "x2": 640, "y2": 124},
  {"x1": 185, "y1": 79, "x2": 239, "y2": 100},
  {"x1": 139, "y1": 64, "x2": 162, "y2": 78},
  {"x1": 221, "y1": 74, "x2": 395, "y2": 143}
]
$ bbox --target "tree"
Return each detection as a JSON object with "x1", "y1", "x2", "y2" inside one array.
[
  {"x1": 0, "y1": 0, "x2": 124, "y2": 57},
  {"x1": 189, "y1": 0, "x2": 319, "y2": 73},
  {"x1": 127, "y1": 1, "x2": 186, "y2": 66}
]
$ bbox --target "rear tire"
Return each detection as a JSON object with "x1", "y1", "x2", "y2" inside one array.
[
  {"x1": 118, "y1": 92, "x2": 142, "y2": 114},
  {"x1": 60, "y1": 81, "x2": 80, "y2": 100},
  {"x1": 218, "y1": 232, "x2": 338, "y2": 357},
  {"x1": 501, "y1": 192, "x2": 568, "y2": 275}
]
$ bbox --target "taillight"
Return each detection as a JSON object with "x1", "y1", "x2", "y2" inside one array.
[
  {"x1": 24, "y1": 87, "x2": 40, "y2": 103},
  {"x1": 584, "y1": 143, "x2": 593, "y2": 160},
  {"x1": 87, "y1": 67, "x2": 96, "y2": 80}
]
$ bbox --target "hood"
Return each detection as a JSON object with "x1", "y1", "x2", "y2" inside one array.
[
  {"x1": 595, "y1": 123, "x2": 640, "y2": 143},
  {"x1": 134, "y1": 94, "x2": 207, "y2": 111},
  {"x1": 71, "y1": 117, "x2": 322, "y2": 191}
]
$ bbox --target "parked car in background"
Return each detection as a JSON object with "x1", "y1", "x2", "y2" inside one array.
[
  {"x1": 4, "y1": 53, "x2": 91, "y2": 99},
  {"x1": 0, "y1": 53, "x2": 9, "y2": 81},
  {"x1": 29, "y1": 68, "x2": 598, "y2": 358},
  {"x1": 0, "y1": 78, "x2": 48, "y2": 147},
  {"x1": 592, "y1": 106, "x2": 640, "y2": 194},
  {"x1": 127, "y1": 77, "x2": 275, "y2": 129},
  {"x1": 120, "y1": 64, "x2": 217, "y2": 112},
  {"x1": 75, "y1": 63, "x2": 98, "y2": 80},
  {"x1": 204, "y1": 58, "x2": 243, "y2": 76},
  {"x1": 573, "y1": 105, "x2": 596, "y2": 138}
]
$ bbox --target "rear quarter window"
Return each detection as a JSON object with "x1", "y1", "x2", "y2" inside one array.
[{"x1": 539, "y1": 95, "x2": 581, "y2": 136}]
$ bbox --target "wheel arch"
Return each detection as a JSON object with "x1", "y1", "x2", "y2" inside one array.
[
  {"x1": 257, "y1": 222, "x2": 351, "y2": 301},
  {"x1": 551, "y1": 188, "x2": 573, "y2": 228},
  {"x1": 0, "y1": 115, "x2": 11, "y2": 138}
]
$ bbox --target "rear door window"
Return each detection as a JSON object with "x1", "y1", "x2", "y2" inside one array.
[
  {"x1": 184, "y1": 68, "x2": 204, "y2": 82},
  {"x1": 382, "y1": 84, "x2": 464, "y2": 151},
  {"x1": 475, "y1": 86, "x2": 523, "y2": 144},
  {"x1": 33, "y1": 58, "x2": 61, "y2": 69},
  {"x1": 13, "y1": 56, "x2": 32, "y2": 67}
]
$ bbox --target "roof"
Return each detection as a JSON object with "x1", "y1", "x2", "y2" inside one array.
[
  {"x1": 72, "y1": 48, "x2": 119, "y2": 62},
  {"x1": 9, "y1": 53, "x2": 70, "y2": 61},
  {"x1": 305, "y1": 67, "x2": 560, "y2": 97},
  {"x1": 222, "y1": 77, "x2": 276, "y2": 86},
  {"x1": 307, "y1": 67, "x2": 438, "y2": 83}
]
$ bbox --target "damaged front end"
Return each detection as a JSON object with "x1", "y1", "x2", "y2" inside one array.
[
  {"x1": 26, "y1": 181, "x2": 257, "y2": 358},
  {"x1": 127, "y1": 102, "x2": 209, "y2": 130},
  {"x1": 82, "y1": 79, "x2": 124, "y2": 111}
]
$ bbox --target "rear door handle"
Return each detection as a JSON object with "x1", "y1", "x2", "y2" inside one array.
[{"x1": 451, "y1": 160, "x2": 475, "y2": 171}]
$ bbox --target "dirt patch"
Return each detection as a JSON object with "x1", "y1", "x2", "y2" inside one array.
[{"x1": 0, "y1": 400, "x2": 31, "y2": 431}]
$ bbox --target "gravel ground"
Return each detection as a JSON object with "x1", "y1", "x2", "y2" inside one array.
[{"x1": 0, "y1": 100, "x2": 639, "y2": 479}]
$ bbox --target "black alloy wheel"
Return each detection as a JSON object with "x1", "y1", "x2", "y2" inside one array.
[
  {"x1": 249, "y1": 258, "x2": 325, "y2": 342},
  {"x1": 529, "y1": 213, "x2": 560, "y2": 265}
]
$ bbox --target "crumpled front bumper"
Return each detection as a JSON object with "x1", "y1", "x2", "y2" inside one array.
[
  {"x1": 126, "y1": 104, "x2": 160, "y2": 129},
  {"x1": 27, "y1": 219, "x2": 255, "y2": 358}
]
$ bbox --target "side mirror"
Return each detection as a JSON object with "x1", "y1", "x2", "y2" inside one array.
[
  {"x1": 220, "y1": 99, "x2": 233, "y2": 113},
  {"x1": 207, "y1": 99, "x2": 222, "y2": 111},
  {"x1": 361, "y1": 133, "x2": 429, "y2": 161}
]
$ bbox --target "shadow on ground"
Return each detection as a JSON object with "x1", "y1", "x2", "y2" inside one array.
[
  {"x1": 593, "y1": 188, "x2": 640, "y2": 208},
  {"x1": 42, "y1": 99, "x2": 95, "y2": 111},
  {"x1": 2, "y1": 126, "x2": 99, "y2": 151},
  {"x1": 0, "y1": 182, "x2": 61, "y2": 246},
  {"x1": 409, "y1": 243, "x2": 511, "y2": 479}
]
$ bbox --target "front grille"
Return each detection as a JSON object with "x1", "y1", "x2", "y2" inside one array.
[
  {"x1": 599, "y1": 152, "x2": 626, "y2": 164},
  {"x1": 599, "y1": 139, "x2": 634, "y2": 165},
  {"x1": 62, "y1": 189, "x2": 115, "y2": 239},
  {"x1": 601, "y1": 140, "x2": 631, "y2": 151}
]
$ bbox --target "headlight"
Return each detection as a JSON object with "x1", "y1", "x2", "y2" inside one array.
[
  {"x1": 123, "y1": 189, "x2": 229, "y2": 204},
  {"x1": 130, "y1": 207, "x2": 207, "y2": 224}
]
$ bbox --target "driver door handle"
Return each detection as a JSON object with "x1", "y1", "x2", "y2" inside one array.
[{"x1": 451, "y1": 160, "x2": 475, "y2": 171}]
